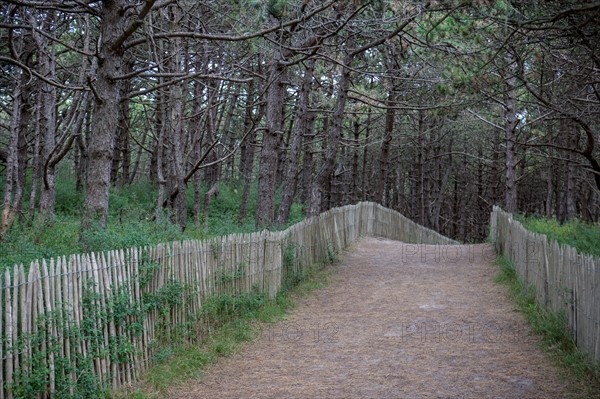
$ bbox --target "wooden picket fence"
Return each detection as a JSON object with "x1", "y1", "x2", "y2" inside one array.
[
  {"x1": 490, "y1": 206, "x2": 600, "y2": 365},
  {"x1": 0, "y1": 202, "x2": 456, "y2": 397}
]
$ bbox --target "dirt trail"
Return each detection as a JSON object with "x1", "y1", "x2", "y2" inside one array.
[{"x1": 173, "y1": 237, "x2": 574, "y2": 399}]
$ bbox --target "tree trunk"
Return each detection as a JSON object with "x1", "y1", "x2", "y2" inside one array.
[
  {"x1": 239, "y1": 77, "x2": 265, "y2": 224},
  {"x1": 202, "y1": 78, "x2": 222, "y2": 231},
  {"x1": 16, "y1": 86, "x2": 31, "y2": 223},
  {"x1": 154, "y1": 93, "x2": 167, "y2": 221},
  {"x1": 309, "y1": 51, "x2": 353, "y2": 217},
  {"x1": 75, "y1": 115, "x2": 90, "y2": 192},
  {"x1": 223, "y1": 85, "x2": 241, "y2": 180},
  {"x1": 276, "y1": 117, "x2": 294, "y2": 188},
  {"x1": 128, "y1": 130, "x2": 146, "y2": 184},
  {"x1": 361, "y1": 110, "x2": 371, "y2": 201},
  {"x1": 256, "y1": 48, "x2": 287, "y2": 227},
  {"x1": 167, "y1": 22, "x2": 188, "y2": 231},
  {"x1": 37, "y1": 22, "x2": 58, "y2": 219},
  {"x1": 416, "y1": 110, "x2": 426, "y2": 225},
  {"x1": 112, "y1": 61, "x2": 131, "y2": 188},
  {"x1": 503, "y1": 56, "x2": 519, "y2": 213},
  {"x1": 564, "y1": 121, "x2": 578, "y2": 221},
  {"x1": 238, "y1": 75, "x2": 256, "y2": 181},
  {"x1": 351, "y1": 117, "x2": 360, "y2": 203},
  {"x1": 300, "y1": 113, "x2": 316, "y2": 207},
  {"x1": 82, "y1": 1, "x2": 130, "y2": 232},
  {"x1": 277, "y1": 59, "x2": 314, "y2": 225},
  {"x1": 29, "y1": 103, "x2": 42, "y2": 221},
  {"x1": 545, "y1": 145, "x2": 554, "y2": 217},
  {"x1": 1, "y1": 71, "x2": 27, "y2": 236},
  {"x1": 375, "y1": 86, "x2": 396, "y2": 204}
]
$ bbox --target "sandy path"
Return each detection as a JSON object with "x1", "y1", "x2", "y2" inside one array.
[{"x1": 172, "y1": 237, "x2": 574, "y2": 399}]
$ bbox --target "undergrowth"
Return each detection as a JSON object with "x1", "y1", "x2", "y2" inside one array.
[
  {"x1": 495, "y1": 255, "x2": 600, "y2": 398},
  {"x1": 0, "y1": 175, "x2": 304, "y2": 271},
  {"x1": 119, "y1": 260, "x2": 334, "y2": 398},
  {"x1": 516, "y1": 215, "x2": 600, "y2": 257}
]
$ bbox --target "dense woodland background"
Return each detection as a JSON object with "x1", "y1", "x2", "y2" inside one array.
[{"x1": 0, "y1": 0, "x2": 599, "y2": 254}]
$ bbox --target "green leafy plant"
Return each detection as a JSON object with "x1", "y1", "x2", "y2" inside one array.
[
  {"x1": 495, "y1": 256, "x2": 600, "y2": 397},
  {"x1": 516, "y1": 215, "x2": 600, "y2": 257}
]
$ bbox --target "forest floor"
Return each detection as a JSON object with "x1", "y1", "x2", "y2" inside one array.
[{"x1": 169, "y1": 238, "x2": 577, "y2": 399}]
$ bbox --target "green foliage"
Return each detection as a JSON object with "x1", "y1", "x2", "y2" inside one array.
[
  {"x1": 495, "y1": 256, "x2": 600, "y2": 397},
  {"x1": 119, "y1": 260, "x2": 334, "y2": 399},
  {"x1": 0, "y1": 215, "x2": 80, "y2": 270},
  {"x1": 282, "y1": 243, "x2": 304, "y2": 291},
  {"x1": 200, "y1": 288, "x2": 267, "y2": 325},
  {"x1": 0, "y1": 175, "x2": 304, "y2": 272},
  {"x1": 266, "y1": 0, "x2": 287, "y2": 19},
  {"x1": 54, "y1": 178, "x2": 84, "y2": 216},
  {"x1": 517, "y1": 215, "x2": 600, "y2": 257},
  {"x1": 80, "y1": 217, "x2": 185, "y2": 254},
  {"x1": 215, "y1": 260, "x2": 248, "y2": 285},
  {"x1": 326, "y1": 243, "x2": 339, "y2": 264},
  {"x1": 1, "y1": 172, "x2": 308, "y2": 396},
  {"x1": 7, "y1": 263, "x2": 197, "y2": 398},
  {"x1": 8, "y1": 280, "x2": 147, "y2": 398}
]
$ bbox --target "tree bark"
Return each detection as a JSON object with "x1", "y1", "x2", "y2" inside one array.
[
  {"x1": 239, "y1": 76, "x2": 265, "y2": 224},
  {"x1": 277, "y1": 59, "x2": 314, "y2": 225},
  {"x1": 361, "y1": 110, "x2": 371, "y2": 201},
  {"x1": 309, "y1": 50, "x2": 353, "y2": 217},
  {"x1": 1, "y1": 71, "x2": 26, "y2": 236},
  {"x1": 564, "y1": 121, "x2": 578, "y2": 221},
  {"x1": 223, "y1": 85, "x2": 241, "y2": 180},
  {"x1": 82, "y1": 1, "x2": 129, "y2": 232},
  {"x1": 256, "y1": 45, "x2": 287, "y2": 228},
  {"x1": 82, "y1": 0, "x2": 156, "y2": 234},
  {"x1": 36, "y1": 15, "x2": 58, "y2": 219},
  {"x1": 503, "y1": 56, "x2": 519, "y2": 213},
  {"x1": 351, "y1": 116, "x2": 360, "y2": 203},
  {"x1": 154, "y1": 92, "x2": 167, "y2": 221},
  {"x1": 111, "y1": 59, "x2": 132, "y2": 188},
  {"x1": 300, "y1": 113, "x2": 316, "y2": 206},
  {"x1": 202, "y1": 78, "x2": 222, "y2": 231},
  {"x1": 375, "y1": 87, "x2": 396, "y2": 204}
]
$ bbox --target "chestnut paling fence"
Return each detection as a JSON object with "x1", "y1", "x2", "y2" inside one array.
[
  {"x1": 0, "y1": 202, "x2": 456, "y2": 398},
  {"x1": 490, "y1": 206, "x2": 600, "y2": 365}
]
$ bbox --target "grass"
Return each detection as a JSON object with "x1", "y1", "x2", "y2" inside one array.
[
  {"x1": 516, "y1": 215, "x2": 600, "y2": 257},
  {"x1": 495, "y1": 255, "x2": 600, "y2": 398},
  {"x1": 117, "y1": 261, "x2": 334, "y2": 398},
  {"x1": 0, "y1": 173, "x2": 305, "y2": 271}
]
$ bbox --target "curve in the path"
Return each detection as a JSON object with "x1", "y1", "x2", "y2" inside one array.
[{"x1": 173, "y1": 237, "x2": 573, "y2": 399}]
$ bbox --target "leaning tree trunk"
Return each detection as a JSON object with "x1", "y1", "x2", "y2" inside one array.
[
  {"x1": 374, "y1": 87, "x2": 396, "y2": 204},
  {"x1": 222, "y1": 85, "x2": 241, "y2": 180},
  {"x1": 309, "y1": 52, "x2": 353, "y2": 217},
  {"x1": 202, "y1": 78, "x2": 222, "y2": 231},
  {"x1": 277, "y1": 59, "x2": 314, "y2": 225},
  {"x1": 239, "y1": 77, "x2": 265, "y2": 224},
  {"x1": 503, "y1": 56, "x2": 519, "y2": 214},
  {"x1": 256, "y1": 45, "x2": 287, "y2": 228},
  {"x1": 351, "y1": 117, "x2": 360, "y2": 203},
  {"x1": 361, "y1": 110, "x2": 371, "y2": 201},
  {"x1": 190, "y1": 75, "x2": 206, "y2": 225}
]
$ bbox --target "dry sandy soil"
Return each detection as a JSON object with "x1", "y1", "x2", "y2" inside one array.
[{"x1": 171, "y1": 237, "x2": 576, "y2": 399}]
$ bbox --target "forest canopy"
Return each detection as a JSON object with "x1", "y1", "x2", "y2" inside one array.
[{"x1": 1, "y1": 0, "x2": 599, "y2": 245}]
